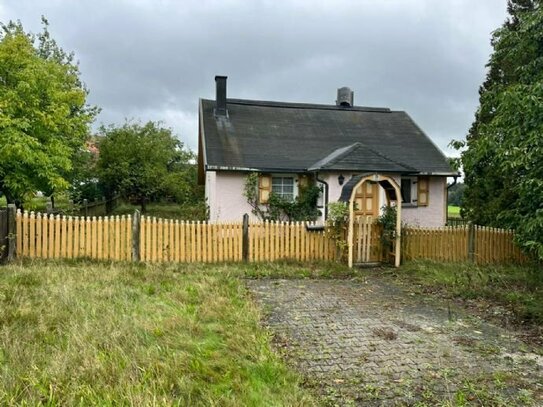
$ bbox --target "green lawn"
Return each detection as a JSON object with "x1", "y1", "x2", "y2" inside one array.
[
  {"x1": 448, "y1": 205, "x2": 461, "y2": 218},
  {"x1": 0, "y1": 261, "x2": 319, "y2": 405}
]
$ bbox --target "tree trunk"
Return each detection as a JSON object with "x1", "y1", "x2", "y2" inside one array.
[
  {"x1": 140, "y1": 197, "x2": 146, "y2": 213},
  {"x1": 4, "y1": 191, "x2": 22, "y2": 211}
]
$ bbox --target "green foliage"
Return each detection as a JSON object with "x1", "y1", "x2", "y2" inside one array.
[
  {"x1": 97, "y1": 121, "x2": 203, "y2": 213},
  {"x1": 377, "y1": 205, "x2": 397, "y2": 254},
  {"x1": 0, "y1": 18, "x2": 98, "y2": 204},
  {"x1": 243, "y1": 172, "x2": 267, "y2": 220},
  {"x1": 268, "y1": 184, "x2": 321, "y2": 222},
  {"x1": 243, "y1": 173, "x2": 321, "y2": 222},
  {"x1": 111, "y1": 201, "x2": 208, "y2": 221},
  {"x1": 447, "y1": 182, "x2": 466, "y2": 207},
  {"x1": 68, "y1": 140, "x2": 103, "y2": 203},
  {"x1": 326, "y1": 202, "x2": 350, "y2": 261},
  {"x1": 453, "y1": 2, "x2": 543, "y2": 259}
]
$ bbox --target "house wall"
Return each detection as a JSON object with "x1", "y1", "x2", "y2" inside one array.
[
  {"x1": 206, "y1": 171, "x2": 256, "y2": 222},
  {"x1": 399, "y1": 176, "x2": 447, "y2": 227},
  {"x1": 206, "y1": 170, "x2": 447, "y2": 226},
  {"x1": 205, "y1": 170, "x2": 217, "y2": 218},
  {"x1": 320, "y1": 172, "x2": 446, "y2": 227},
  {"x1": 320, "y1": 172, "x2": 388, "y2": 216}
]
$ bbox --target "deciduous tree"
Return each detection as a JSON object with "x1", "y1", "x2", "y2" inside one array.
[
  {"x1": 454, "y1": 1, "x2": 543, "y2": 258},
  {"x1": 97, "y1": 121, "x2": 199, "y2": 212},
  {"x1": 0, "y1": 18, "x2": 97, "y2": 205}
]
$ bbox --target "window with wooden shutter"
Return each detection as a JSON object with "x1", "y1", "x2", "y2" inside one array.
[
  {"x1": 258, "y1": 174, "x2": 271, "y2": 204},
  {"x1": 417, "y1": 176, "x2": 429, "y2": 206},
  {"x1": 271, "y1": 176, "x2": 295, "y2": 201}
]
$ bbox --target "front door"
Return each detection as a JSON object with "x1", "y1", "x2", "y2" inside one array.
[{"x1": 354, "y1": 181, "x2": 379, "y2": 218}]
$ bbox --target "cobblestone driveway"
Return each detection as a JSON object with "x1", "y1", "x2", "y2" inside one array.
[{"x1": 247, "y1": 277, "x2": 543, "y2": 406}]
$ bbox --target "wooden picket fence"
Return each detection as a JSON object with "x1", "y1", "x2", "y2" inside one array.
[
  {"x1": 15, "y1": 211, "x2": 335, "y2": 263},
  {"x1": 16, "y1": 211, "x2": 132, "y2": 261},
  {"x1": 14, "y1": 210, "x2": 528, "y2": 266},
  {"x1": 248, "y1": 221, "x2": 335, "y2": 262},
  {"x1": 402, "y1": 224, "x2": 526, "y2": 264}
]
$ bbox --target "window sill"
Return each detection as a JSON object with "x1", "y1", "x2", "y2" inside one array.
[{"x1": 401, "y1": 203, "x2": 418, "y2": 208}]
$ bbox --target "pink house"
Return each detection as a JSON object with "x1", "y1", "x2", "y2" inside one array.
[{"x1": 198, "y1": 76, "x2": 458, "y2": 226}]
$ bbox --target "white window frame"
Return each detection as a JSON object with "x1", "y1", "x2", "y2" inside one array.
[
  {"x1": 401, "y1": 176, "x2": 418, "y2": 206},
  {"x1": 271, "y1": 174, "x2": 298, "y2": 202}
]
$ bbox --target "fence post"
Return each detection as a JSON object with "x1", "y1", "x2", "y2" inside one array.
[
  {"x1": 468, "y1": 222, "x2": 475, "y2": 262},
  {"x1": 132, "y1": 210, "x2": 141, "y2": 262},
  {"x1": 242, "y1": 213, "x2": 249, "y2": 262},
  {"x1": 83, "y1": 199, "x2": 88, "y2": 217},
  {"x1": 7, "y1": 204, "x2": 16, "y2": 261}
]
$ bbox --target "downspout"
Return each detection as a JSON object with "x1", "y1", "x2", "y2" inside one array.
[
  {"x1": 447, "y1": 175, "x2": 458, "y2": 190},
  {"x1": 315, "y1": 171, "x2": 329, "y2": 221}
]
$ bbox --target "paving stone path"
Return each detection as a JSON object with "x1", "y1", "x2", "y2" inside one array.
[{"x1": 246, "y1": 276, "x2": 543, "y2": 406}]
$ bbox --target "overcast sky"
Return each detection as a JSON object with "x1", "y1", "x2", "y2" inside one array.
[{"x1": 1, "y1": 0, "x2": 508, "y2": 156}]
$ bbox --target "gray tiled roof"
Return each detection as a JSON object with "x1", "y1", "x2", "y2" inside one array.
[
  {"x1": 200, "y1": 98, "x2": 456, "y2": 175},
  {"x1": 308, "y1": 142, "x2": 416, "y2": 172}
]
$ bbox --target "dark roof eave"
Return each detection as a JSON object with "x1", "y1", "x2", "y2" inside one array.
[
  {"x1": 206, "y1": 165, "x2": 307, "y2": 173},
  {"x1": 308, "y1": 168, "x2": 460, "y2": 176},
  {"x1": 417, "y1": 171, "x2": 461, "y2": 177},
  {"x1": 207, "y1": 164, "x2": 460, "y2": 177},
  {"x1": 308, "y1": 168, "x2": 413, "y2": 174}
]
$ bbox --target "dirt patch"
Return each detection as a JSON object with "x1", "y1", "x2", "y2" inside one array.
[{"x1": 372, "y1": 327, "x2": 397, "y2": 340}]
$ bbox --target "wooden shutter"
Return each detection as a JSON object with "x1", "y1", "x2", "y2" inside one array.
[
  {"x1": 298, "y1": 175, "x2": 309, "y2": 188},
  {"x1": 417, "y1": 176, "x2": 429, "y2": 206},
  {"x1": 259, "y1": 174, "x2": 271, "y2": 204}
]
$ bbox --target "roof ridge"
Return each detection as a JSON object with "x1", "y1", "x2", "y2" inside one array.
[
  {"x1": 324, "y1": 142, "x2": 364, "y2": 168},
  {"x1": 359, "y1": 144, "x2": 417, "y2": 172},
  {"x1": 202, "y1": 98, "x2": 391, "y2": 113},
  {"x1": 309, "y1": 142, "x2": 417, "y2": 172},
  {"x1": 308, "y1": 143, "x2": 360, "y2": 171}
]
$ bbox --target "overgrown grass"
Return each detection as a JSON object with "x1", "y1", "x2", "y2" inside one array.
[
  {"x1": 0, "y1": 194, "x2": 73, "y2": 212},
  {"x1": 0, "y1": 261, "x2": 315, "y2": 405},
  {"x1": 111, "y1": 202, "x2": 207, "y2": 221},
  {"x1": 394, "y1": 261, "x2": 543, "y2": 325}
]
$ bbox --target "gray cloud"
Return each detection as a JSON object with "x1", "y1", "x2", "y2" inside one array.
[{"x1": 1, "y1": 0, "x2": 507, "y2": 153}]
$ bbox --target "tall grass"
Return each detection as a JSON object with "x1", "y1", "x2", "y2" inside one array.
[
  {"x1": 0, "y1": 261, "x2": 313, "y2": 405},
  {"x1": 397, "y1": 261, "x2": 543, "y2": 324},
  {"x1": 111, "y1": 202, "x2": 207, "y2": 221}
]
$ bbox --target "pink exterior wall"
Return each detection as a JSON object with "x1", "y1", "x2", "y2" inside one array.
[
  {"x1": 319, "y1": 172, "x2": 447, "y2": 227},
  {"x1": 206, "y1": 170, "x2": 447, "y2": 227},
  {"x1": 206, "y1": 171, "x2": 256, "y2": 222},
  {"x1": 399, "y1": 176, "x2": 447, "y2": 227}
]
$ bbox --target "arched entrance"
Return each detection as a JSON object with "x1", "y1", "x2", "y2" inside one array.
[{"x1": 339, "y1": 173, "x2": 402, "y2": 268}]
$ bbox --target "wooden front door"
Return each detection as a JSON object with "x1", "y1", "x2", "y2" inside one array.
[{"x1": 354, "y1": 181, "x2": 379, "y2": 218}]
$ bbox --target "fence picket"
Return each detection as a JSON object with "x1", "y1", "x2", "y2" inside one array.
[
  {"x1": 35, "y1": 212, "x2": 42, "y2": 258},
  {"x1": 13, "y1": 211, "x2": 527, "y2": 266},
  {"x1": 28, "y1": 212, "x2": 35, "y2": 258}
]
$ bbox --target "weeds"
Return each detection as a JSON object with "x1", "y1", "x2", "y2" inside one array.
[
  {"x1": 0, "y1": 260, "x2": 313, "y2": 405},
  {"x1": 395, "y1": 261, "x2": 543, "y2": 326}
]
